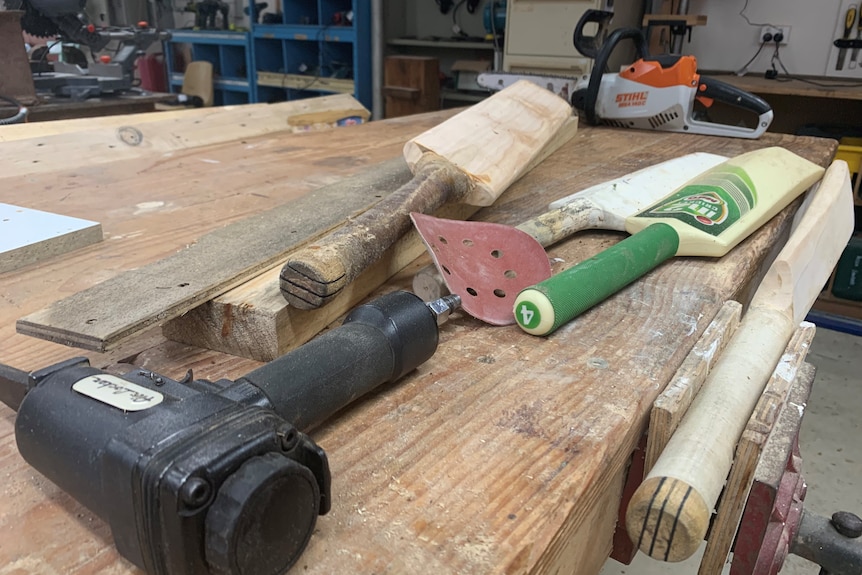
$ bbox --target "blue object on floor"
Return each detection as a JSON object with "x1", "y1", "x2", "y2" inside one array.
[{"x1": 805, "y1": 309, "x2": 862, "y2": 337}]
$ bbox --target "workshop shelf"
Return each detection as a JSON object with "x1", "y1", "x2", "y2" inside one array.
[
  {"x1": 164, "y1": 1, "x2": 370, "y2": 109},
  {"x1": 163, "y1": 30, "x2": 254, "y2": 106}
]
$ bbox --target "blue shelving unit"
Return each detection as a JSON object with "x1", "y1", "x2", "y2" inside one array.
[
  {"x1": 164, "y1": 30, "x2": 255, "y2": 106},
  {"x1": 163, "y1": 1, "x2": 371, "y2": 109},
  {"x1": 251, "y1": 0, "x2": 371, "y2": 109}
]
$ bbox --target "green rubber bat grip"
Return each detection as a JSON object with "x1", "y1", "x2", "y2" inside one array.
[{"x1": 513, "y1": 223, "x2": 681, "y2": 336}]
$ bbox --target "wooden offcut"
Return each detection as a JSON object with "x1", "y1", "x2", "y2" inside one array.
[
  {"x1": 163, "y1": 202, "x2": 473, "y2": 361},
  {"x1": 384, "y1": 56, "x2": 440, "y2": 118},
  {"x1": 16, "y1": 157, "x2": 413, "y2": 351}
]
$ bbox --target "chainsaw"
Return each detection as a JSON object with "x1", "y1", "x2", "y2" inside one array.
[{"x1": 479, "y1": 10, "x2": 773, "y2": 139}]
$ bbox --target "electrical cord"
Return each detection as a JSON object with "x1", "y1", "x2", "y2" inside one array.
[
  {"x1": 767, "y1": 41, "x2": 862, "y2": 88},
  {"x1": 736, "y1": 38, "x2": 768, "y2": 76},
  {"x1": 451, "y1": 0, "x2": 468, "y2": 36},
  {"x1": 0, "y1": 95, "x2": 28, "y2": 125},
  {"x1": 738, "y1": 0, "x2": 778, "y2": 28}
]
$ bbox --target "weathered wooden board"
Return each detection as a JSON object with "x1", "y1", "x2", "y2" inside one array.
[
  {"x1": 0, "y1": 121, "x2": 837, "y2": 575},
  {"x1": 17, "y1": 157, "x2": 413, "y2": 351},
  {"x1": 6, "y1": 109, "x2": 461, "y2": 366},
  {"x1": 0, "y1": 94, "x2": 370, "y2": 179},
  {"x1": 0, "y1": 203, "x2": 102, "y2": 274},
  {"x1": 165, "y1": 116, "x2": 579, "y2": 361}
]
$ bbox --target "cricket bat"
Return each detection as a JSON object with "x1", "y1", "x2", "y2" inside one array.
[{"x1": 513, "y1": 147, "x2": 825, "y2": 336}]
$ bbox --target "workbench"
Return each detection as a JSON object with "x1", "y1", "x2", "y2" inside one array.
[
  {"x1": 0, "y1": 90, "x2": 174, "y2": 123},
  {"x1": 0, "y1": 107, "x2": 837, "y2": 574},
  {"x1": 710, "y1": 73, "x2": 862, "y2": 135}
]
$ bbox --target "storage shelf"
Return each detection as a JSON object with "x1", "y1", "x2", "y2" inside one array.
[
  {"x1": 388, "y1": 38, "x2": 495, "y2": 50},
  {"x1": 163, "y1": 0, "x2": 371, "y2": 109}
]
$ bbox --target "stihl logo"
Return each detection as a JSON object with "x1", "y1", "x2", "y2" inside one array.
[{"x1": 615, "y1": 91, "x2": 648, "y2": 108}]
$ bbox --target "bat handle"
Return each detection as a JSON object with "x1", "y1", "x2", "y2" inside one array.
[
  {"x1": 280, "y1": 160, "x2": 470, "y2": 310},
  {"x1": 513, "y1": 223, "x2": 680, "y2": 336}
]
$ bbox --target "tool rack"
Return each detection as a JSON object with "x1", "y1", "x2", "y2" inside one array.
[{"x1": 164, "y1": 0, "x2": 372, "y2": 109}]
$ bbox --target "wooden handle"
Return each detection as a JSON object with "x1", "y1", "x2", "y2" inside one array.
[
  {"x1": 281, "y1": 158, "x2": 469, "y2": 309},
  {"x1": 282, "y1": 81, "x2": 573, "y2": 309},
  {"x1": 626, "y1": 160, "x2": 854, "y2": 562},
  {"x1": 403, "y1": 80, "x2": 573, "y2": 207}
]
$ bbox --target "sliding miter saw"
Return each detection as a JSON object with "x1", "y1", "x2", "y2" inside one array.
[
  {"x1": 6, "y1": 0, "x2": 170, "y2": 98},
  {"x1": 479, "y1": 9, "x2": 773, "y2": 139}
]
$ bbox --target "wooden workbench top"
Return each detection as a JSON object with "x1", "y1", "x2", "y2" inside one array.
[{"x1": 0, "y1": 110, "x2": 837, "y2": 574}]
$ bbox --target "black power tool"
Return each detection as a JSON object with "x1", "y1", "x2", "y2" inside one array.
[{"x1": 0, "y1": 290, "x2": 460, "y2": 575}]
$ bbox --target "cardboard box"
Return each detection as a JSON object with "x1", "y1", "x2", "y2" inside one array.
[{"x1": 451, "y1": 60, "x2": 492, "y2": 91}]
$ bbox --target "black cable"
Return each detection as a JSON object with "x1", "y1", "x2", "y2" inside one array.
[
  {"x1": 770, "y1": 44, "x2": 862, "y2": 88},
  {"x1": 739, "y1": 0, "x2": 777, "y2": 28},
  {"x1": 736, "y1": 39, "x2": 768, "y2": 76},
  {"x1": 452, "y1": 0, "x2": 467, "y2": 36},
  {"x1": 35, "y1": 40, "x2": 62, "y2": 72}
]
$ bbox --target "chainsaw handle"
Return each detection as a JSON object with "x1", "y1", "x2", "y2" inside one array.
[
  {"x1": 693, "y1": 76, "x2": 774, "y2": 138},
  {"x1": 697, "y1": 76, "x2": 772, "y2": 115},
  {"x1": 513, "y1": 223, "x2": 680, "y2": 336},
  {"x1": 572, "y1": 9, "x2": 614, "y2": 59},
  {"x1": 582, "y1": 27, "x2": 650, "y2": 125}
]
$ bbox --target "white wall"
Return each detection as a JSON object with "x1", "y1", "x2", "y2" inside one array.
[
  {"x1": 401, "y1": 1, "x2": 488, "y2": 40},
  {"x1": 684, "y1": 0, "x2": 846, "y2": 77}
]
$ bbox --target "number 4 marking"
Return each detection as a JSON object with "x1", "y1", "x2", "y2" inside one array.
[{"x1": 518, "y1": 304, "x2": 534, "y2": 326}]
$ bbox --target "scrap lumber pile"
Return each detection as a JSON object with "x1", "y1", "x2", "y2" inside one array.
[{"x1": 9, "y1": 86, "x2": 576, "y2": 364}]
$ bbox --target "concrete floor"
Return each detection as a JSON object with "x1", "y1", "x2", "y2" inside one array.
[{"x1": 599, "y1": 327, "x2": 862, "y2": 575}]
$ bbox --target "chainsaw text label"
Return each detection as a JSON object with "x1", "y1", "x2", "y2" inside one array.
[{"x1": 615, "y1": 91, "x2": 648, "y2": 108}]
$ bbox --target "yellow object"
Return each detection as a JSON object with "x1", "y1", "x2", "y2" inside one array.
[
  {"x1": 835, "y1": 137, "x2": 862, "y2": 194},
  {"x1": 182, "y1": 61, "x2": 214, "y2": 107}
]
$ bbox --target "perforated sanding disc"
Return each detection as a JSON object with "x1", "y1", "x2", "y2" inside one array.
[{"x1": 411, "y1": 212, "x2": 551, "y2": 325}]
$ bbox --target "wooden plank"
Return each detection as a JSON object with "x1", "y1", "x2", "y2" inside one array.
[
  {"x1": 0, "y1": 94, "x2": 371, "y2": 142},
  {"x1": 698, "y1": 325, "x2": 816, "y2": 575},
  {"x1": 0, "y1": 203, "x2": 102, "y2": 274},
  {"x1": 642, "y1": 13, "x2": 708, "y2": 26},
  {"x1": 257, "y1": 71, "x2": 356, "y2": 95},
  {"x1": 16, "y1": 157, "x2": 413, "y2": 352},
  {"x1": 713, "y1": 73, "x2": 862, "y2": 102},
  {"x1": 644, "y1": 300, "x2": 743, "y2": 473},
  {"x1": 165, "y1": 117, "x2": 579, "y2": 361},
  {"x1": 0, "y1": 94, "x2": 370, "y2": 178},
  {"x1": 384, "y1": 56, "x2": 440, "y2": 119}
]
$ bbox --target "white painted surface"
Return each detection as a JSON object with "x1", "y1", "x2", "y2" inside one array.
[
  {"x1": 0, "y1": 203, "x2": 99, "y2": 254},
  {"x1": 686, "y1": 0, "x2": 847, "y2": 77},
  {"x1": 0, "y1": 203, "x2": 102, "y2": 273}
]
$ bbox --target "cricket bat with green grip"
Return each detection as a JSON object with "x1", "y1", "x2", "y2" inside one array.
[
  {"x1": 513, "y1": 147, "x2": 825, "y2": 336},
  {"x1": 625, "y1": 158, "x2": 854, "y2": 562}
]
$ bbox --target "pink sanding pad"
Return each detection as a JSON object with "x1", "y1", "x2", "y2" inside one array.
[{"x1": 411, "y1": 212, "x2": 552, "y2": 325}]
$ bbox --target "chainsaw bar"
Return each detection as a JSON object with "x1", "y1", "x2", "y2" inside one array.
[{"x1": 477, "y1": 72, "x2": 584, "y2": 103}]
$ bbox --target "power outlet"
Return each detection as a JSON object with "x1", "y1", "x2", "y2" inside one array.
[{"x1": 759, "y1": 25, "x2": 791, "y2": 44}]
